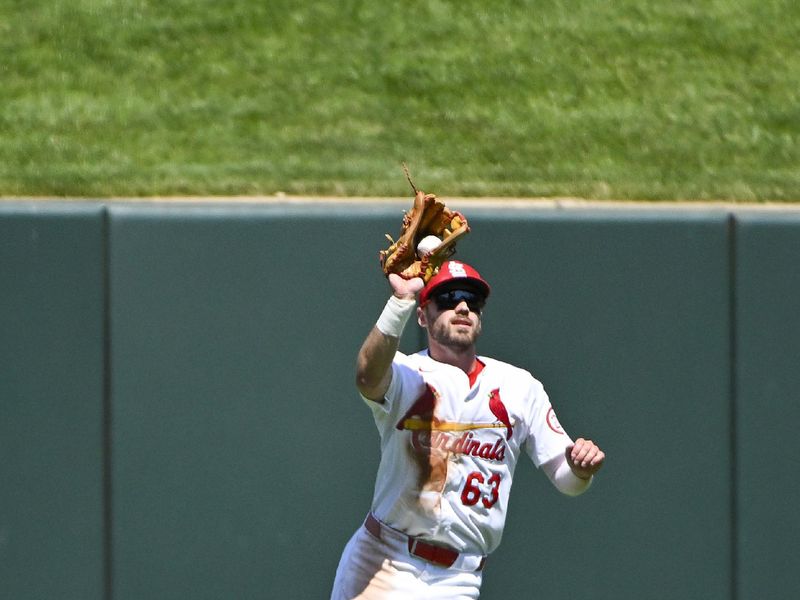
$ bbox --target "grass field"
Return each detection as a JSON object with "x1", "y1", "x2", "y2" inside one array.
[{"x1": 2, "y1": 0, "x2": 799, "y2": 200}]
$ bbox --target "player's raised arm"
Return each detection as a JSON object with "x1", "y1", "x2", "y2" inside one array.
[{"x1": 355, "y1": 274, "x2": 424, "y2": 401}]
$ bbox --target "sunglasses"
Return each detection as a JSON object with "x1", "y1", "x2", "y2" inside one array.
[{"x1": 432, "y1": 289, "x2": 486, "y2": 314}]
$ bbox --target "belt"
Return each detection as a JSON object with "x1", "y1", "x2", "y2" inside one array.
[{"x1": 364, "y1": 513, "x2": 486, "y2": 571}]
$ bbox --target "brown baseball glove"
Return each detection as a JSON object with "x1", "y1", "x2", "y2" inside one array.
[{"x1": 379, "y1": 189, "x2": 470, "y2": 282}]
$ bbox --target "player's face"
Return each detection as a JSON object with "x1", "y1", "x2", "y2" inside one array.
[{"x1": 421, "y1": 288, "x2": 484, "y2": 350}]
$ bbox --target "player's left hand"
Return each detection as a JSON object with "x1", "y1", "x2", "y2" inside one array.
[{"x1": 566, "y1": 438, "x2": 605, "y2": 479}]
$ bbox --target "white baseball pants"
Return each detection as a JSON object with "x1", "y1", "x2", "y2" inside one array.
[{"x1": 330, "y1": 518, "x2": 483, "y2": 600}]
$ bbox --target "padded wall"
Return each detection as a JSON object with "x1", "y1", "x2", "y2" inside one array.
[
  {"x1": 2, "y1": 201, "x2": 799, "y2": 600},
  {"x1": 467, "y1": 209, "x2": 732, "y2": 600},
  {"x1": 0, "y1": 204, "x2": 106, "y2": 600},
  {"x1": 734, "y1": 213, "x2": 800, "y2": 600},
  {"x1": 107, "y1": 203, "x2": 410, "y2": 599}
]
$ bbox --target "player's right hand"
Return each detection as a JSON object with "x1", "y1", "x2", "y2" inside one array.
[{"x1": 388, "y1": 273, "x2": 424, "y2": 300}]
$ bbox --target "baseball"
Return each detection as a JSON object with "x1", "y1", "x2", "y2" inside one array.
[{"x1": 416, "y1": 235, "x2": 441, "y2": 257}]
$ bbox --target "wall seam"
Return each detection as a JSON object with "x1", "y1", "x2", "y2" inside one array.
[
  {"x1": 727, "y1": 213, "x2": 739, "y2": 600},
  {"x1": 101, "y1": 206, "x2": 114, "y2": 600}
]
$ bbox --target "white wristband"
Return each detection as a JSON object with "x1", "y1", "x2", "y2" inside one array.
[
  {"x1": 375, "y1": 296, "x2": 416, "y2": 338},
  {"x1": 553, "y1": 459, "x2": 593, "y2": 496},
  {"x1": 540, "y1": 453, "x2": 593, "y2": 497}
]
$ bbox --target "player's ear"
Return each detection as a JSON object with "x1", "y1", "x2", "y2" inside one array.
[{"x1": 417, "y1": 306, "x2": 427, "y2": 328}]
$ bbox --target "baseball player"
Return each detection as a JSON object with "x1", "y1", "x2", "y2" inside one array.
[{"x1": 331, "y1": 260, "x2": 605, "y2": 599}]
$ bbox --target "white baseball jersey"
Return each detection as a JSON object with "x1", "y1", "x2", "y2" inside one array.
[{"x1": 364, "y1": 349, "x2": 574, "y2": 556}]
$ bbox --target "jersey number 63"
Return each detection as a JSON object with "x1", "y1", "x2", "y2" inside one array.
[{"x1": 461, "y1": 472, "x2": 501, "y2": 508}]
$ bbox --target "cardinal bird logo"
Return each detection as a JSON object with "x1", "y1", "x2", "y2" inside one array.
[{"x1": 488, "y1": 388, "x2": 513, "y2": 440}]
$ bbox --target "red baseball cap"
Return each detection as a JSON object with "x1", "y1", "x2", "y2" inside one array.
[{"x1": 419, "y1": 261, "x2": 491, "y2": 306}]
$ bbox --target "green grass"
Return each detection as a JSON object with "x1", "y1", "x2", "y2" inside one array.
[{"x1": 1, "y1": 0, "x2": 799, "y2": 200}]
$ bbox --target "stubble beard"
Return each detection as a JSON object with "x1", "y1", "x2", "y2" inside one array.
[{"x1": 429, "y1": 318, "x2": 481, "y2": 351}]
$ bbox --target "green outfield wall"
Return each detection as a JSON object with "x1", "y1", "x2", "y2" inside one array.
[
  {"x1": 0, "y1": 205, "x2": 106, "y2": 600},
  {"x1": 1, "y1": 201, "x2": 797, "y2": 600}
]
